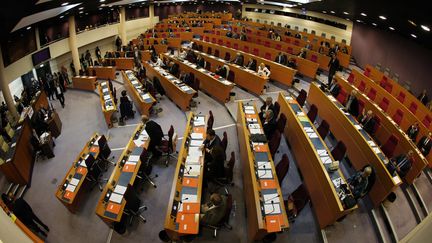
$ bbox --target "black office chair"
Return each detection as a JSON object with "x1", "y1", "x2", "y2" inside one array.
[
  {"x1": 136, "y1": 148, "x2": 158, "y2": 188},
  {"x1": 156, "y1": 125, "x2": 178, "y2": 167},
  {"x1": 124, "y1": 184, "x2": 147, "y2": 225},
  {"x1": 97, "y1": 135, "x2": 115, "y2": 170},
  {"x1": 86, "y1": 156, "x2": 107, "y2": 191}
]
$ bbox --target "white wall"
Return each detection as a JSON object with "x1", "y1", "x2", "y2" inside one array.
[{"x1": 242, "y1": 4, "x2": 353, "y2": 44}]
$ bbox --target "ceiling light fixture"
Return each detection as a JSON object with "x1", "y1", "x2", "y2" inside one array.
[
  {"x1": 343, "y1": 11, "x2": 349, "y2": 15},
  {"x1": 379, "y1": 15, "x2": 386, "y2": 20},
  {"x1": 411, "y1": 34, "x2": 417, "y2": 38},
  {"x1": 99, "y1": 7, "x2": 102, "y2": 10},
  {"x1": 421, "y1": 25, "x2": 430, "y2": 32},
  {"x1": 26, "y1": 26, "x2": 32, "y2": 30},
  {"x1": 346, "y1": 18, "x2": 350, "y2": 21},
  {"x1": 356, "y1": 19, "x2": 362, "y2": 23},
  {"x1": 79, "y1": 11, "x2": 83, "y2": 14},
  {"x1": 408, "y1": 20, "x2": 416, "y2": 26},
  {"x1": 389, "y1": 26, "x2": 395, "y2": 30},
  {"x1": 361, "y1": 13, "x2": 367, "y2": 16},
  {"x1": 61, "y1": 2, "x2": 69, "y2": 6},
  {"x1": 330, "y1": 10, "x2": 335, "y2": 14},
  {"x1": 322, "y1": 11, "x2": 327, "y2": 13},
  {"x1": 372, "y1": 23, "x2": 377, "y2": 26},
  {"x1": 60, "y1": 15, "x2": 64, "y2": 18},
  {"x1": 79, "y1": 7, "x2": 84, "y2": 10},
  {"x1": 100, "y1": 0, "x2": 105, "y2": 2}
]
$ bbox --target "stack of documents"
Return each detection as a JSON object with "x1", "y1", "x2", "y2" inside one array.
[
  {"x1": 257, "y1": 169, "x2": 273, "y2": 179},
  {"x1": 193, "y1": 116, "x2": 205, "y2": 126},
  {"x1": 180, "y1": 86, "x2": 191, "y2": 92},
  {"x1": 263, "y1": 202, "x2": 281, "y2": 215}
]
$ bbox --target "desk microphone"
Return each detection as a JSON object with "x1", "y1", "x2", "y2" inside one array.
[
  {"x1": 186, "y1": 166, "x2": 193, "y2": 175},
  {"x1": 179, "y1": 197, "x2": 189, "y2": 205}
]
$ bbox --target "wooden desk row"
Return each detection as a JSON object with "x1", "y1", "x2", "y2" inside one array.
[
  {"x1": 153, "y1": 26, "x2": 205, "y2": 36},
  {"x1": 364, "y1": 64, "x2": 432, "y2": 122},
  {"x1": 187, "y1": 47, "x2": 268, "y2": 95},
  {"x1": 162, "y1": 17, "x2": 222, "y2": 26},
  {"x1": 164, "y1": 113, "x2": 206, "y2": 240},
  {"x1": 72, "y1": 76, "x2": 97, "y2": 91},
  {"x1": 194, "y1": 37, "x2": 296, "y2": 86},
  {"x1": 104, "y1": 58, "x2": 135, "y2": 70},
  {"x1": 335, "y1": 75, "x2": 429, "y2": 182},
  {"x1": 278, "y1": 93, "x2": 357, "y2": 229},
  {"x1": 96, "y1": 124, "x2": 149, "y2": 226},
  {"x1": 140, "y1": 31, "x2": 194, "y2": 41},
  {"x1": 236, "y1": 102, "x2": 289, "y2": 241},
  {"x1": 347, "y1": 69, "x2": 432, "y2": 167},
  {"x1": 307, "y1": 83, "x2": 402, "y2": 207},
  {"x1": 87, "y1": 66, "x2": 116, "y2": 80},
  {"x1": 162, "y1": 53, "x2": 235, "y2": 103},
  {"x1": 122, "y1": 70, "x2": 156, "y2": 116},
  {"x1": 98, "y1": 81, "x2": 117, "y2": 128},
  {"x1": 131, "y1": 37, "x2": 182, "y2": 49},
  {"x1": 143, "y1": 61, "x2": 196, "y2": 111},
  {"x1": 201, "y1": 33, "x2": 317, "y2": 79},
  {"x1": 168, "y1": 12, "x2": 232, "y2": 21},
  {"x1": 55, "y1": 134, "x2": 105, "y2": 213}
]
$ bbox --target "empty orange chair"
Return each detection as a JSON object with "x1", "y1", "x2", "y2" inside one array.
[
  {"x1": 422, "y1": 115, "x2": 432, "y2": 128},
  {"x1": 226, "y1": 41, "x2": 231, "y2": 48},
  {"x1": 336, "y1": 89, "x2": 347, "y2": 104},
  {"x1": 384, "y1": 83, "x2": 393, "y2": 93},
  {"x1": 381, "y1": 135, "x2": 399, "y2": 158},
  {"x1": 253, "y1": 48, "x2": 259, "y2": 56},
  {"x1": 311, "y1": 54, "x2": 318, "y2": 62},
  {"x1": 264, "y1": 52, "x2": 272, "y2": 60},
  {"x1": 276, "y1": 44, "x2": 282, "y2": 50},
  {"x1": 358, "y1": 81, "x2": 366, "y2": 92},
  {"x1": 363, "y1": 68, "x2": 371, "y2": 77},
  {"x1": 214, "y1": 49, "x2": 220, "y2": 58},
  {"x1": 367, "y1": 88, "x2": 377, "y2": 101},
  {"x1": 204, "y1": 36, "x2": 210, "y2": 42},
  {"x1": 396, "y1": 91, "x2": 406, "y2": 103},
  {"x1": 379, "y1": 98, "x2": 390, "y2": 112},
  {"x1": 379, "y1": 76, "x2": 388, "y2": 88},
  {"x1": 409, "y1": 102, "x2": 418, "y2": 114},
  {"x1": 264, "y1": 41, "x2": 270, "y2": 47},
  {"x1": 287, "y1": 47, "x2": 294, "y2": 54},
  {"x1": 391, "y1": 109, "x2": 404, "y2": 126},
  {"x1": 218, "y1": 39, "x2": 223, "y2": 45},
  {"x1": 347, "y1": 73, "x2": 355, "y2": 83},
  {"x1": 233, "y1": 43, "x2": 239, "y2": 50},
  {"x1": 243, "y1": 46, "x2": 250, "y2": 53},
  {"x1": 211, "y1": 37, "x2": 216, "y2": 43}
]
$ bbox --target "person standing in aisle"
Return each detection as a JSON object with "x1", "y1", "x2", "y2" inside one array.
[{"x1": 54, "y1": 80, "x2": 65, "y2": 108}]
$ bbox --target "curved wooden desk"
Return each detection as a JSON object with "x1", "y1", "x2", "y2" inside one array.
[{"x1": 122, "y1": 70, "x2": 156, "y2": 116}]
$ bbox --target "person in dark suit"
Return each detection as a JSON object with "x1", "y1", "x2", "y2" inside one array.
[
  {"x1": 196, "y1": 55, "x2": 206, "y2": 68},
  {"x1": 327, "y1": 52, "x2": 340, "y2": 86},
  {"x1": 287, "y1": 57, "x2": 297, "y2": 69},
  {"x1": 418, "y1": 132, "x2": 432, "y2": 156},
  {"x1": 179, "y1": 72, "x2": 193, "y2": 86},
  {"x1": 359, "y1": 110, "x2": 376, "y2": 134},
  {"x1": 345, "y1": 90, "x2": 359, "y2": 117},
  {"x1": 231, "y1": 53, "x2": 244, "y2": 66},
  {"x1": 347, "y1": 165, "x2": 373, "y2": 199},
  {"x1": 2, "y1": 194, "x2": 49, "y2": 237},
  {"x1": 201, "y1": 129, "x2": 222, "y2": 163},
  {"x1": 406, "y1": 122, "x2": 420, "y2": 142},
  {"x1": 263, "y1": 110, "x2": 277, "y2": 140},
  {"x1": 215, "y1": 65, "x2": 228, "y2": 79},
  {"x1": 275, "y1": 52, "x2": 287, "y2": 65},
  {"x1": 245, "y1": 57, "x2": 257, "y2": 71},
  {"x1": 259, "y1": 97, "x2": 274, "y2": 121},
  {"x1": 120, "y1": 90, "x2": 134, "y2": 122},
  {"x1": 417, "y1": 89, "x2": 429, "y2": 105},
  {"x1": 328, "y1": 78, "x2": 341, "y2": 97},
  {"x1": 142, "y1": 115, "x2": 164, "y2": 157},
  {"x1": 200, "y1": 193, "x2": 227, "y2": 226},
  {"x1": 168, "y1": 62, "x2": 179, "y2": 77},
  {"x1": 386, "y1": 150, "x2": 414, "y2": 178}
]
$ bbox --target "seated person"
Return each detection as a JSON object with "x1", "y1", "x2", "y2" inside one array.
[
  {"x1": 168, "y1": 62, "x2": 179, "y2": 77},
  {"x1": 196, "y1": 55, "x2": 205, "y2": 68},
  {"x1": 287, "y1": 57, "x2": 297, "y2": 69},
  {"x1": 358, "y1": 110, "x2": 376, "y2": 134},
  {"x1": 179, "y1": 72, "x2": 193, "y2": 86},
  {"x1": 328, "y1": 78, "x2": 341, "y2": 97},
  {"x1": 417, "y1": 132, "x2": 432, "y2": 156},
  {"x1": 204, "y1": 145, "x2": 226, "y2": 182},
  {"x1": 294, "y1": 32, "x2": 302, "y2": 39},
  {"x1": 178, "y1": 48, "x2": 187, "y2": 59},
  {"x1": 347, "y1": 165, "x2": 374, "y2": 199},
  {"x1": 297, "y1": 49, "x2": 307, "y2": 59},
  {"x1": 257, "y1": 63, "x2": 271, "y2": 78},
  {"x1": 386, "y1": 150, "x2": 414, "y2": 178},
  {"x1": 239, "y1": 34, "x2": 247, "y2": 41},
  {"x1": 417, "y1": 89, "x2": 429, "y2": 105},
  {"x1": 201, "y1": 129, "x2": 222, "y2": 163},
  {"x1": 345, "y1": 90, "x2": 359, "y2": 117},
  {"x1": 186, "y1": 49, "x2": 197, "y2": 63},
  {"x1": 226, "y1": 31, "x2": 233, "y2": 38},
  {"x1": 245, "y1": 58, "x2": 257, "y2": 71},
  {"x1": 119, "y1": 90, "x2": 135, "y2": 121},
  {"x1": 142, "y1": 115, "x2": 164, "y2": 157},
  {"x1": 275, "y1": 52, "x2": 287, "y2": 65},
  {"x1": 259, "y1": 97, "x2": 274, "y2": 121},
  {"x1": 215, "y1": 65, "x2": 228, "y2": 79},
  {"x1": 406, "y1": 122, "x2": 420, "y2": 142},
  {"x1": 154, "y1": 54, "x2": 165, "y2": 67},
  {"x1": 262, "y1": 110, "x2": 277, "y2": 140},
  {"x1": 191, "y1": 41, "x2": 199, "y2": 50},
  {"x1": 231, "y1": 53, "x2": 244, "y2": 66},
  {"x1": 200, "y1": 193, "x2": 227, "y2": 226}
]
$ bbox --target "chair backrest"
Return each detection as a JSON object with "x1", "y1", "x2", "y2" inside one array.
[
  {"x1": 381, "y1": 134, "x2": 399, "y2": 158},
  {"x1": 227, "y1": 70, "x2": 235, "y2": 82},
  {"x1": 276, "y1": 154, "x2": 290, "y2": 186},
  {"x1": 204, "y1": 36, "x2": 210, "y2": 42},
  {"x1": 224, "y1": 52, "x2": 231, "y2": 61},
  {"x1": 358, "y1": 81, "x2": 366, "y2": 92},
  {"x1": 307, "y1": 104, "x2": 318, "y2": 123},
  {"x1": 422, "y1": 115, "x2": 432, "y2": 128},
  {"x1": 214, "y1": 49, "x2": 220, "y2": 58},
  {"x1": 207, "y1": 47, "x2": 212, "y2": 55},
  {"x1": 391, "y1": 109, "x2": 404, "y2": 126},
  {"x1": 275, "y1": 44, "x2": 282, "y2": 50},
  {"x1": 264, "y1": 52, "x2": 272, "y2": 60},
  {"x1": 367, "y1": 88, "x2": 377, "y2": 101},
  {"x1": 217, "y1": 39, "x2": 223, "y2": 45},
  {"x1": 208, "y1": 111, "x2": 214, "y2": 130},
  {"x1": 347, "y1": 73, "x2": 354, "y2": 83},
  {"x1": 273, "y1": 101, "x2": 280, "y2": 118},
  {"x1": 396, "y1": 91, "x2": 406, "y2": 103},
  {"x1": 276, "y1": 113, "x2": 287, "y2": 133},
  {"x1": 233, "y1": 43, "x2": 239, "y2": 50},
  {"x1": 287, "y1": 47, "x2": 294, "y2": 54},
  {"x1": 311, "y1": 54, "x2": 318, "y2": 62},
  {"x1": 336, "y1": 89, "x2": 347, "y2": 104},
  {"x1": 289, "y1": 184, "x2": 310, "y2": 217},
  {"x1": 317, "y1": 120, "x2": 330, "y2": 139},
  {"x1": 211, "y1": 37, "x2": 217, "y2": 43},
  {"x1": 226, "y1": 41, "x2": 231, "y2": 48},
  {"x1": 124, "y1": 184, "x2": 140, "y2": 212},
  {"x1": 264, "y1": 41, "x2": 270, "y2": 47},
  {"x1": 296, "y1": 89, "x2": 307, "y2": 107},
  {"x1": 205, "y1": 62, "x2": 211, "y2": 71},
  {"x1": 408, "y1": 102, "x2": 418, "y2": 114},
  {"x1": 221, "y1": 131, "x2": 228, "y2": 153},
  {"x1": 269, "y1": 130, "x2": 281, "y2": 159},
  {"x1": 379, "y1": 98, "x2": 390, "y2": 112},
  {"x1": 363, "y1": 68, "x2": 371, "y2": 77},
  {"x1": 372, "y1": 116, "x2": 381, "y2": 135},
  {"x1": 379, "y1": 76, "x2": 387, "y2": 88},
  {"x1": 243, "y1": 46, "x2": 250, "y2": 53},
  {"x1": 331, "y1": 141, "x2": 346, "y2": 161},
  {"x1": 252, "y1": 48, "x2": 259, "y2": 56},
  {"x1": 226, "y1": 151, "x2": 235, "y2": 181},
  {"x1": 384, "y1": 83, "x2": 393, "y2": 93}
]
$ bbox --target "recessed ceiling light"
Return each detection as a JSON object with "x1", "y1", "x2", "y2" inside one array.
[
  {"x1": 356, "y1": 19, "x2": 362, "y2": 23},
  {"x1": 26, "y1": 26, "x2": 31, "y2": 30},
  {"x1": 100, "y1": 0, "x2": 105, "y2": 2},
  {"x1": 101, "y1": 4, "x2": 105, "y2": 7},
  {"x1": 59, "y1": 15, "x2": 64, "y2": 18},
  {"x1": 322, "y1": 11, "x2": 327, "y2": 13},
  {"x1": 79, "y1": 11, "x2": 83, "y2": 14},
  {"x1": 79, "y1": 7, "x2": 84, "y2": 10},
  {"x1": 408, "y1": 20, "x2": 416, "y2": 26},
  {"x1": 421, "y1": 25, "x2": 430, "y2": 32},
  {"x1": 379, "y1": 16, "x2": 387, "y2": 20},
  {"x1": 99, "y1": 7, "x2": 102, "y2": 10},
  {"x1": 61, "y1": 2, "x2": 69, "y2": 6},
  {"x1": 411, "y1": 34, "x2": 417, "y2": 38},
  {"x1": 389, "y1": 26, "x2": 395, "y2": 30},
  {"x1": 361, "y1": 13, "x2": 367, "y2": 17},
  {"x1": 330, "y1": 10, "x2": 335, "y2": 14},
  {"x1": 372, "y1": 23, "x2": 377, "y2": 26},
  {"x1": 346, "y1": 18, "x2": 350, "y2": 21},
  {"x1": 343, "y1": 11, "x2": 349, "y2": 15}
]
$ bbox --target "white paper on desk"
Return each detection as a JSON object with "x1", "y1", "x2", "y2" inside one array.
[
  {"x1": 102, "y1": 88, "x2": 109, "y2": 93},
  {"x1": 191, "y1": 133, "x2": 203, "y2": 140},
  {"x1": 109, "y1": 192, "x2": 123, "y2": 204},
  {"x1": 141, "y1": 94, "x2": 151, "y2": 100},
  {"x1": 181, "y1": 194, "x2": 198, "y2": 203},
  {"x1": 285, "y1": 96, "x2": 293, "y2": 100},
  {"x1": 186, "y1": 154, "x2": 201, "y2": 164},
  {"x1": 263, "y1": 193, "x2": 280, "y2": 203},
  {"x1": 101, "y1": 82, "x2": 107, "y2": 87},
  {"x1": 354, "y1": 125, "x2": 362, "y2": 130},
  {"x1": 184, "y1": 164, "x2": 201, "y2": 176},
  {"x1": 11, "y1": 143, "x2": 16, "y2": 148},
  {"x1": 257, "y1": 161, "x2": 271, "y2": 169},
  {"x1": 79, "y1": 160, "x2": 87, "y2": 167},
  {"x1": 65, "y1": 184, "x2": 76, "y2": 193},
  {"x1": 125, "y1": 161, "x2": 137, "y2": 167},
  {"x1": 134, "y1": 139, "x2": 145, "y2": 147},
  {"x1": 222, "y1": 80, "x2": 232, "y2": 85},
  {"x1": 296, "y1": 111, "x2": 305, "y2": 116},
  {"x1": 188, "y1": 147, "x2": 202, "y2": 156},
  {"x1": 307, "y1": 132, "x2": 318, "y2": 138},
  {"x1": 128, "y1": 155, "x2": 140, "y2": 162},
  {"x1": 304, "y1": 127, "x2": 314, "y2": 133},
  {"x1": 248, "y1": 124, "x2": 260, "y2": 129},
  {"x1": 264, "y1": 203, "x2": 281, "y2": 215},
  {"x1": 70, "y1": 178, "x2": 80, "y2": 186},
  {"x1": 249, "y1": 128, "x2": 263, "y2": 134},
  {"x1": 245, "y1": 109, "x2": 255, "y2": 114},
  {"x1": 104, "y1": 95, "x2": 111, "y2": 100},
  {"x1": 317, "y1": 149, "x2": 328, "y2": 157},
  {"x1": 247, "y1": 118, "x2": 257, "y2": 123},
  {"x1": 372, "y1": 147, "x2": 381, "y2": 154},
  {"x1": 114, "y1": 185, "x2": 127, "y2": 195},
  {"x1": 258, "y1": 169, "x2": 273, "y2": 179},
  {"x1": 320, "y1": 156, "x2": 332, "y2": 164},
  {"x1": 180, "y1": 86, "x2": 191, "y2": 92},
  {"x1": 131, "y1": 80, "x2": 139, "y2": 85},
  {"x1": 244, "y1": 105, "x2": 254, "y2": 110},
  {"x1": 190, "y1": 140, "x2": 202, "y2": 147},
  {"x1": 367, "y1": 140, "x2": 376, "y2": 147},
  {"x1": 332, "y1": 178, "x2": 342, "y2": 188}
]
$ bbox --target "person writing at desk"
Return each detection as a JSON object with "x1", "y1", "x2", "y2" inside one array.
[
  {"x1": 386, "y1": 150, "x2": 414, "y2": 178},
  {"x1": 417, "y1": 132, "x2": 432, "y2": 156},
  {"x1": 245, "y1": 57, "x2": 257, "y2": 71},
  {"x1": 257, "y1": 63, "x2": 271, "y2": 78},
  {"x1": 200, "y1": 193, "x2": 227, "y2": 226},
  {"x1": 406, "y1": 122, "x2": 420, "y2": 142},
  {"x1": 347, "y1": 165, "x2": 374, "y2": 199},
  {"x1": 358, "y1": 110, "x2": 376, "y2": 134},
  {"x1": 231, "y1": 53, "x2": 244, "y2": 66}
]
